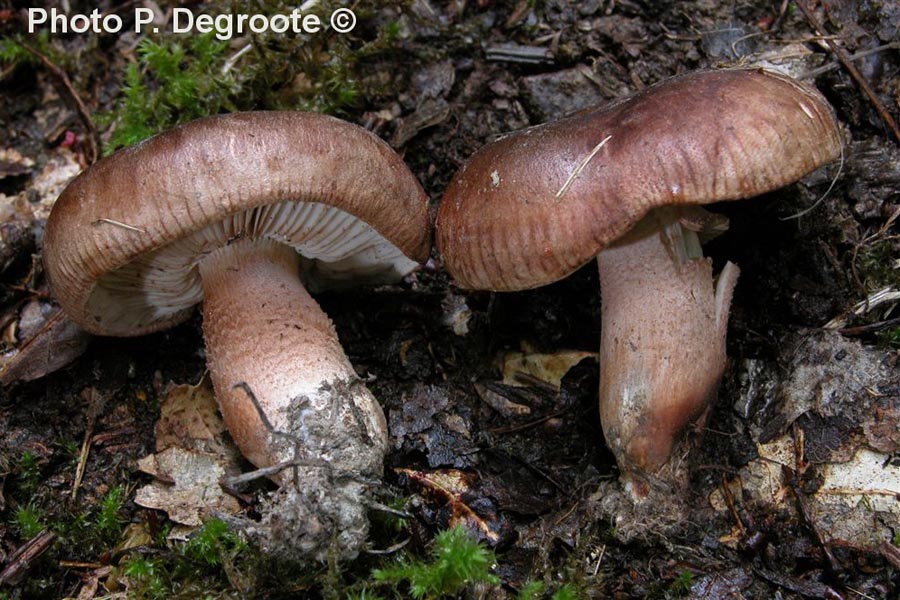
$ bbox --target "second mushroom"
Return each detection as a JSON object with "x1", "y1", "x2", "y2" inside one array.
[
  {"x1": 436, "y1": 69, "x2": 841, "y2": 495},
  {"x1": 43, "y1": 112, "x2": 431, "y2": 559}
]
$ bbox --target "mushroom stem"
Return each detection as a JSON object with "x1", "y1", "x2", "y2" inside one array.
[
  {"x1": 197, "y1": 238, "x2": 388, "y2": 487},
  {"x1": 597, "y1": 208, "x2": 739, "y2": 493}
]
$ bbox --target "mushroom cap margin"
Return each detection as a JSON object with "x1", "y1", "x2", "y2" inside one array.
[
  {"x1": 435, "y1": 68, "x2": 842, "y2": 291},
  {"x1": 43, "y1": 111, "x2": 432, "y2": 336}
]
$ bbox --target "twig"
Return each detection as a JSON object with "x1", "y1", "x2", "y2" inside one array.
[
  {"x1": 838, "y1": 316, "x2": 900, "y2": 337},
  {"x1": 800, "y1": 42, "x2": 900, "y2": 79},
  {"x1": 487, "y1": 409, "x2": 568, "y2": 434},
  {"x1": 754, "y1": 565, "x2": 843, "y2": 598},
  {"x1": 591, "y1": 544, "x2": 606, "y2": 576},
  {"x1": 553, "y1": 501, "x2": 580, "y2": 526},
  {"x1": 879, "y1": 541, "x2": 900, "y2": 570},
  {"x1": 72, "y1": 388, "x2": 105, "y2": 501},
  {"x1": 365, "y1": 538, "x2": 410, "y2": 555},
  {"x1": 366, "y1": 500, "x2": 413, "y2": 519},
  {"x1": 227, "y1": 381, "x2": 334, "y2": 490},
  {"x1": 58, "y1": 560, "x2": 105, "y2": 569},
  {"x1": 720, "y1": 476, "x2": 746, "y2": 535},
  {"x1": 17, "y1": 40, "x2": 100, "y2": 164},
  {"x1": 769, "y1": 0, "x2": 792, "y2": 32},
  {"x1": 222, "y1": 460, "x2": 313, "y2": 488},
  {"x1": 484, "y1": 42, "x2": 554, "y2": 65},
  {"x1": 222, "y1": 43, "x2": 253, "y2": 75},
  {"x1": 786, "y1": 466, "x2": 841, "y2": 575},
  {"x1": 795, "y1": 0, "x2": 900, "y2": 146},
  {"x1": 509, "y1": 370, "x2": 561, "y2": 393},
  {"x1": 824, "y1": 286, "x2": 900, "y2": 330},
  {"x1": 0, "y1": 530, "x2": 57, "y2": 586}
]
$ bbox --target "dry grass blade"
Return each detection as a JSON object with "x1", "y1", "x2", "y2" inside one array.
[{"x1": 795, "y1": 0, "x2": 900, "y2": 146}]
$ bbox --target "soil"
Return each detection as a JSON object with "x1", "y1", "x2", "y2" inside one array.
[{"x1": 0, "y1": 0, "x2": 899, "y2": 598}]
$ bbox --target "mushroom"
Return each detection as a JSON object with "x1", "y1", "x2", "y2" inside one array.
[
  {"x1": 436, "y1": 69, "x2": 841, "y2": 493},
  {"x1": 42, "y1": 112, "x2": 431, "y2": 558}
]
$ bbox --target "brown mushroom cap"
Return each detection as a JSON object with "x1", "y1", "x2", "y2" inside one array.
[
  {"x1": 436, "y1": 69, "x2": 841, "y2": 290},
  {"x1": 43, "y1": 111, "x2": 431, "y2": 336}
]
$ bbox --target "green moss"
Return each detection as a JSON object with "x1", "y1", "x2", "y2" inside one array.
[
  {"x1": 383, "y1": 21, "x2": 403, "y2": 42},
  {"x1": 856, "y1": 239, "x2": 900, "y2": 291},
  {"x1": 518, "y1": 581, "x2": 546, "y2": 599},
  {"x1": 851, "y1": 238, "x2": 899, "y2": 349},
  {"x1": 293, "y1": 58, "x2": 362, "y2": 115},
  {"x1": 13, "y1": 502, "x2": 45, "y2": 538},
  {"x1": 16, "y1": 450, "x2": 42, "y2": 497},
  {"x1": 514, "y1": 580, "x2": 585, "y2": 599},
  {"x1": 346, "y1": 589, "x2": 388, "y2": 600},
  {"x1": 100, "y1": 33, "x2": 236, "y2": 152},
  {"x1": 99, "y1": 1, "x2": 383, "y2": 153},
  {"x1": 96, "y1": 486, "x2": 127, "y2": 541},
  {"x1": 117, "y1": 518, "x2": 250, "y2": 599},
  {"x1": 181, "y1": 518, "x2": 247, "y2": 567},
  {"x1": 6, "y1": 1, "x2": 405, "y2": 160},
  {"x1": 552, "y1": 584, "x2": 583, "y2": 600},
  {"x1": 123, "y1": 556, "x2": 170, "y2": 600},
  {"x1": 877, "y1": 327, "x2": 900, "y2": 349},
  {"x1": 58, "y1": 439, "x2": 81, "y2": 464},
  {"x1": 668, "y1": 570, "x2": 694, "y2": 597},
  {"x1": 0, "y1": 31, "x2": 61, "y2": 66},
  {"x1": 373, "y1": 526, "x2": 499, "y2": 599}
]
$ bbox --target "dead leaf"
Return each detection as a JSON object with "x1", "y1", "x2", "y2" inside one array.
[
  {"x1": 689, "y1": 568, "x2": 753, "y2": 598},
  {"x1": 135, "y1": 379, "x2": 242, "y2": 526},
  {"x1": 117, "y1": 522, "x2": 153, "y2": 552},
  {"x1": 397, "y1": 467, "x2": 501, "y2": 543},
  {"x1": 474, "y1": 383, "x2": 532, "y2": 417},
  {"x1": 388, "y1": 384, "x2": 449, "y2": 450},
  {"x1": 500, "y1": 349, "x2": 596, "y2": 390},
  {"x1": 0, "y1": 148, "x2": 34, "y2": 179},
  {"x1": 0, "y1": 217, "x2": 33, "y2": 274},
  {"x1": 154, "y1": 379, "x2": 234, "y2": 458},
  {"x1": 135, "y1": 447, "x2": 241, "y2": 527},
  {"x1": 72, "y1": 565, "x2": 112, "y2": 600},
  {"x1": 0, "y1": 307, "x2": 90, "y2": 384},
  {"x1": 391, "y1": 98, "x2": 450, "y2": 147},
  {"x1": 714, "y1": 436, "x2": 900, "y2": 547},
  {"x1": 28, "y1": 147, "x2": 82, "y2": 220},
  {"x1": 863, "y1": 407, "x2": 900, "y2": 453}
]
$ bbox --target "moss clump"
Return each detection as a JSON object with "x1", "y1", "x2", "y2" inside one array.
[
  {"x1": 15, "y1": 450, "x2": 42, "y2": 497},
  {"x1": 877, "y1": 326, "x2": 900, "y2": 349},
  {"x1": 182, "y1": 517, "x2": 248, "y2": 566},
  {"x1": 856, "y1": 239, "x2": 900, "y2": 292},
  {"x1": 100, "y1": 34, "x2": 236, "y2": 152},
  {"x1": 12, "y1": 502, "x2": 45, "y2": 539},
  {"x1": 118, "y1": 518, "x2": 250, "y2": 600},
  {"x1": 372, "y1": 526, "x2": 499, "y2": 598},
  {"x1": 517, "y1": 581, "x2": 585, "y2": 599},
  {"x1": 95, "y1": 485, "x2": 127, "y2": 541},
  {"x1": 99, "y1": 1, "x2": 381, "y2": 153},
  {"x1": 668, "y1": 570, "x2": 695, "y2": 597},
  {"x1": 0, "y1": 31, "x2": 64, "y2": 67}
]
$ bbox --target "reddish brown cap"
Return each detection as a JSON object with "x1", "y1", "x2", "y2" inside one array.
[
  {"x1": 436, "y1": 69, "x2": 842, "y2": 291},
  {"x1": 43, "y1": 112, "x2": 431, "y2": 336}
]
